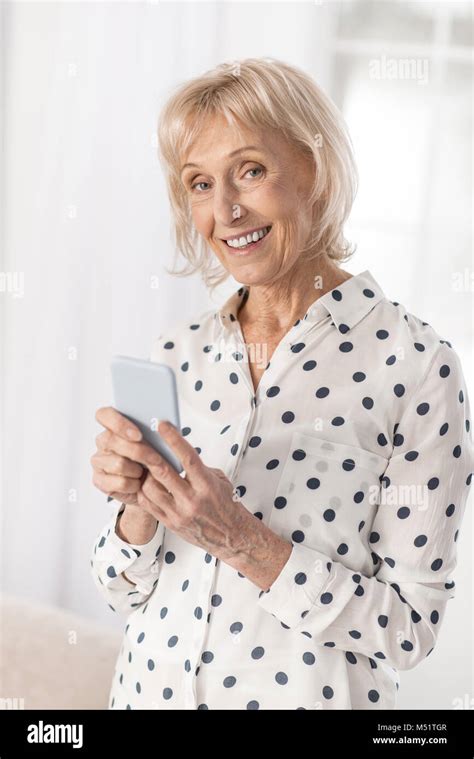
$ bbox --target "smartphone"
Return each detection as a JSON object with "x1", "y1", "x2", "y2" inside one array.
[{"x1": 110, "y1": 355, "x2": 184, "y2": 474}]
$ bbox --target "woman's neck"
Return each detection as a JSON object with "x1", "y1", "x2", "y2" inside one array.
[{"x1": 237, "y1": 259, "x2": 353, "y2": 338}]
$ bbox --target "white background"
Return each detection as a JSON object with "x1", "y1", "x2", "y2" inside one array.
[{"x1": 1, "y1": 0, "x2": 472, "y2": 710}]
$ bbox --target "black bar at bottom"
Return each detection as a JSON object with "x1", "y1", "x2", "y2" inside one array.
[{"x1": 0, "y1": 708, "x2": 471, "y2": 757}]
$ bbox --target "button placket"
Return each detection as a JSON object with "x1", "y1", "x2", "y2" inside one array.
[
  {"x1": 185, "y1": 376, "x2": 260, "y2": 707},
  {"x1": 185, "y1": 555, "x2": 221, "y2": 709}
]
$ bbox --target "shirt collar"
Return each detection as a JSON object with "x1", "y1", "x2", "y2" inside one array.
[{"x1": 214, "y1": 269, "x2": 386, "y2": 335}]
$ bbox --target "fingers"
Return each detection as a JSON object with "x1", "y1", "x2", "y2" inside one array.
[
  {"x1": 95, "y1": 406, "x2": 142, "y2": 441},
  {"x1": 92, "y1": 470, "x2": 143, "y2": 496},
  {"x1": 94, "y1": 409, "x2": 196, "y2": 501},
  {"x1": 95, "y1": 429, "x2": 163, "y2": 469},
  {"x1": 96, "y1": 430, "x2": 189, "y2": 499},
  {"x1": 208, "y1": 467, "x2": 227, "y2": 479},
  {"x1": 91, "y1": 452, "x2": 144, "y2": 479},
  {"x1": 146, "y1": 457, "x2": 190, "y2": 500},
  {"x1": 137, "y1": 484, "x2": 169, "y2": 521},
  {"x1": 155, "y1": 421, "x2": 205, "y2": 486},
  {"x1": 142, "y1": 471, "x2": 171, "y2": 500}
]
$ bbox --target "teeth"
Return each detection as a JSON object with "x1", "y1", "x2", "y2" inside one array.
[{"x1": 226, "y1": 226, "x2": 270, "y2": 249}]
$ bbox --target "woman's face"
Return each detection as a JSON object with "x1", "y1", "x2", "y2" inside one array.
[{"x1": 180, "y1": 114, "x2": 316, "y2": 286}]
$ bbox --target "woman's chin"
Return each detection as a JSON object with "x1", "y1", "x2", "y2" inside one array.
[
  {"x1": 228, "y1": 261, "x2": 278, "y2": 287},
  {"x1": 212, "y1": 248, "x2": 270, "y2": 284}
]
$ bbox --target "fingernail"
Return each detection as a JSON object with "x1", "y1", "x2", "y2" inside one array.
[{"x1": 127, "y1": 428, "x2": 141, "y2": 440}]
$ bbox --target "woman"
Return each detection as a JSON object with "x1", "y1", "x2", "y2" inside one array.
[{"x1": 90, "y1": 58, "x2": 473, "y2": 710}]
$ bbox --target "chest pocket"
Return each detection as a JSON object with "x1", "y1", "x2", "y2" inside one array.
[{"x1": 268, "y1": 430, "x2": 389, "y2": 563}]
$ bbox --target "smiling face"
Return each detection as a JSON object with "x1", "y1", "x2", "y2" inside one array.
[{"x1": 180, "y1": 114, "x2": 316, "y2": 286}]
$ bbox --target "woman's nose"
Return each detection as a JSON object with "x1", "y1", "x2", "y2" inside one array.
[{"x1": 213, "y1": 182, "x2": 245, "y2": 227}]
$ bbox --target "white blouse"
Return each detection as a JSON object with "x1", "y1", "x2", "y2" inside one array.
[{"x1": 90, "y1": 269, "x2": 473, "y2": 710}]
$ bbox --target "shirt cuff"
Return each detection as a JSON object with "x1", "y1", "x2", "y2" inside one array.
[
  {"x1": 95, "y1": 505, "x2": 164, "y2": 595},
  {"x1": 256, "y1": 542, "x2": 334, "y2": 628}
]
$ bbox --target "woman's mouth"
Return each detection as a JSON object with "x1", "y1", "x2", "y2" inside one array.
[{"x1": 221, "y1": 225, "x2": 272, "y2": 255}]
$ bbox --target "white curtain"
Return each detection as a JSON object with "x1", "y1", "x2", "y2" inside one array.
[
  {"x1": 1, "y1": 1, "x2": 334, "y2": 617},
  {"x1": 2, "y1": 1, "x2": 472, "y2": 709}
]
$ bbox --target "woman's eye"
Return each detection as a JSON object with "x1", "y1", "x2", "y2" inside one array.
[
  {"x1": 191, "y1": 181, "x2": 211, "y2": 192},
  {"x1": 245, "y1": 167, "x2": 263, "y2": 179}
]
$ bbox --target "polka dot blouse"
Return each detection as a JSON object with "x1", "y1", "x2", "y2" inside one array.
[{"x1": 90, "y1": 269, "x2": 473, "y2": 710}]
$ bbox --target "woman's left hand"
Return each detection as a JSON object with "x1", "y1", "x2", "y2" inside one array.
[{"x1": 136, "y1": 421, "x2": 260, "y2": 563}]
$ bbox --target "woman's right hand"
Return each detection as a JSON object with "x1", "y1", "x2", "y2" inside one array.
[
  {"x1": 90, "y1": 406, "x2": 150, "y2": 506},
  {"x1": 92, "y1": 406, "x2": 164, "y2": 552}
]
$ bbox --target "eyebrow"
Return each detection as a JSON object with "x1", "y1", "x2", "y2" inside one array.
[{"x1": 180, "y1": 145, "x2": 262, "y2": 173}]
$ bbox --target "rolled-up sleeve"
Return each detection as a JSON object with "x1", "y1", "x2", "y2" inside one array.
[
  {"x1": 258, "y1": 343, "x2": 473, "y2": 671},
  {"x1": 90, "y1": 503, "x2": 165, "y2": 616}
]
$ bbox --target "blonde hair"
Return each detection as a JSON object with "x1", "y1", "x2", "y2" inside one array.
[{"x1": 157, "y1": 57, "x2": 358, "y2": 289}]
